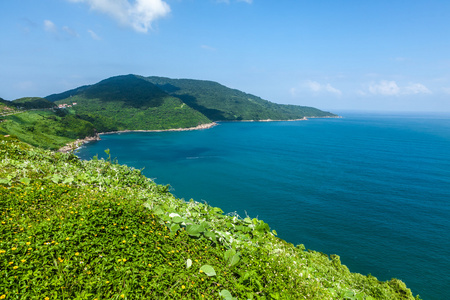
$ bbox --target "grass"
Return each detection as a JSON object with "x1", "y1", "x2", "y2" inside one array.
[
  {"x1": 0, "y1": 136, "x2": 420, "y2": 299},
  {"x1": 0, "y1": 110, "x2": 95, "y2": 150}
]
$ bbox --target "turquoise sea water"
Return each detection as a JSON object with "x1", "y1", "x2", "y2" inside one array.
[{"x1": 77, "y1": 112, "x2": 450, "y2": 300}]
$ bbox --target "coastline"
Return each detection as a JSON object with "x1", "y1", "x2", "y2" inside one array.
[
  {"x1": 219, "y1": 115, "x2": 341, "y2": 123},
  {"x1": 57, "y1": 122, "x2": 218, "y2": 153},
  {"x1": 57, "y1": 133, "x2": 101, "y2": 153},
  {"x1": 99, "y1": 122, "x2": 218, "y2": 135},
  {"x1": 56, "y1": 117, "x2": 340, "y2": 153}
]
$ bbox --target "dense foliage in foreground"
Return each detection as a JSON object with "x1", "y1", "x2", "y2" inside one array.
[{"x1": 0, "y1": 136, "x2": 420, "y2": 299}]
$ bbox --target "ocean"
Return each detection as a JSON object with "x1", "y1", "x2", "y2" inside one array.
[{"x1": 76, "y1": 112, "x2": 450, "y2": 300}]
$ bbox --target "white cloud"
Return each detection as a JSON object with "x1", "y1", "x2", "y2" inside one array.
[
  {"x1": 404, "y1": 83, "x2": 431, "y2": 94},
  {"x1": 368, "y1": 80, "x2": 431, "y2": 96},
  {"x1": 325, "y1": 83, "x2": 342, "y2": 96},
  {"x1": 67, "y1": 0, "x2": 171, "y2": 33},
  {"x1": 303, "y1": 80, "x2": 342, "y2": 96},
  {"x1": 238, "y1": 0, "x2": 253, "y2": 3},
  {"x1": 305, "y1": 80, "x2": 321, "y2": 92},
  {"x1": 44, "y1": 20, "x2": 57, "y2": 33},
  {"x1": 369, "y1": 80, "x2": 400, "y2": 96},
  {"x1": 442, "y1": 87, "x2": 450, "y2": 94},
  {"x1": 88, "y1": 29, "x2": 101, "y2": 40}
]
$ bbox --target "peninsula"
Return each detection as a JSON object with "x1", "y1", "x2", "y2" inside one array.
[{"x1": 0, "y1": 74, "x2": 336, "y2": 150}]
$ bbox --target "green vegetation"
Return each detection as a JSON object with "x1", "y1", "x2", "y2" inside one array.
[
  {"x1": 46, "y1": 74, "x2": 336, "y2": 130},
  {"x1": 11, "y1": 97, "x2": 56, "y2": 110},
  {"x1": 145, "y1": 76, "x2": 336, "y2": 121},
  {"x1": 0, "y1": 136, "x2": 420, "y2": 299},
  {"x1": 0, "y1": 74, "x2": 339, "y2": 148},
  {"x1": 48, "y1": 75, "x2": 212, "y2": 132},
  {"x1": 0, "y1": 110, "x2": 95, "y2": 150}
]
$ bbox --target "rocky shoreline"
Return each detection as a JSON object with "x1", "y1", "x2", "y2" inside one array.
[
  {"x1": 99, "y1": 122, "x2": 217, "y2": 135},
  {"x1": 57, "y1": 133, "x2": 101, "y2": 153},
  {"x1": 57, "y1": 122, "x2": 218, "y2": 153}
]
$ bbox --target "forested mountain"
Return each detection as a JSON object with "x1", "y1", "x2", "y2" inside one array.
[
  {"x1": 1, "y1": 74, "x2": 336, "y2": 149},
  {"x1": 46, "y1": 75, "x2": 211, "y2": 132},
  {"x1": 145, "y1": 76, "x2": 335, "y2": 121},
  {"x1": 46, "y1": 74, "x2": 336, "y2": 131}
]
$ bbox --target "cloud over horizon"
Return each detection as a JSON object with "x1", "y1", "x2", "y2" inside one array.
[
  {"x1": 368, "y1": 80, "x2": 431, "y2": 96},
  {"x1": 67, "y1": 0, "x2": 171, "y2": 33},
  {"x1": 290, "y1": 80, "x2": 342, "y2": 98},
  {"x1": 306, "y1": 80, "x2": 342, "y2": 96}
]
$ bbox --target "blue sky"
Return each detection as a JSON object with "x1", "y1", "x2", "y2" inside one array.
[{"x1": 1, "y1": 0, "x2": 450, "y2": 112}]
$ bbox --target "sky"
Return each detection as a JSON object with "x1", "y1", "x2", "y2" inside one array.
[{"x1": 1, "y1": 0, "x2": 450, "y2": 112}]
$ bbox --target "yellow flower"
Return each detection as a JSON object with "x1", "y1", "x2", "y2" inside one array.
[
  {"x1": 148, "y1": 264, "x2": 152, "y2": 267},
  {"x1": 122, "y1": 240, "x2": 126, "y2": 243},
  {"x1": 26, "y1": 242, "x2": 30, "y2": 245},
  {"x1": 65, "y1": 237, "x2": 70, "y2": 240},
  {"x1": 11, "y1": 247, "x2": 16, "y2": 251},
  {"x1": 75, "y1": 252, "x2": 79, "y2": 256},
  {"x1": 0, "y1": 294, "x2": 6, "y2": 299},
  {"x1": 199, "y1": 269, "x2": 203, "y2": 273},
  {"x1": 181, "y1": 285, "x2": 185, "y2": 289},
  {"x1": 45, "y1": 297, "x2": 49, "y2": 300},
  {"x1": 21, "y1": 259, "x2": 26, "y2": 263},
  {"x1": 122, "y1": 258, "x2": 127, "y2": 262},
  {"x1": 120, "y1": 294, "x2": 125, "y2": 298},
  {"x1": 13, "y1": 266, "x2": 18, "y2": 269},
  {"x1": 8, "y1": 261, "x2": 13, "y2": 265}
]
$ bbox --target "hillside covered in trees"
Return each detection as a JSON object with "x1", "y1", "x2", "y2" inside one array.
[{"x1": 1, "y1": 74, "x2": 336, "y2": 150}]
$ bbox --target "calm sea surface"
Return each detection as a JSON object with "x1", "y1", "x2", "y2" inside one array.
[{"x1": 77, "y1": 112, "x2": 450, "y2": 300}]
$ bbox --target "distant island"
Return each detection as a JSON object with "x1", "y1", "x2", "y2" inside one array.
[{"x1": 0, "y1": 74, "x2": 336, "y2": 150}]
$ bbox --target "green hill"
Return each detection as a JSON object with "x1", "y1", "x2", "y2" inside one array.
[
  {"x1": 0, "y1": 136, "x2": 420, "y2": 299},
  {"x1": 145, "y1": 76, "x2": 336, "y2": 121},
  {"x1": 0, "y1": 109, "x2": 96, "y2": 150},
  {"x1": 46, "y1": 75, "x2": 211, "y2": 132},
  {"x1": 46, "y1": 74, "x2": 336, "y2": 130},
  {"x1": 1, "y1": 74, "x2": 336, "y2": 150},
  {"x1": 12, "y1": 97, "x2": 56, "y2": 110}
]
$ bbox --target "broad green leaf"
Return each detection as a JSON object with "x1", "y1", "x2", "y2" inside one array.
[
  {"x1": 228, "y1": 253, "x2": 241, "y2": 267},
  {"x1": 200, "y1": 264, "x2": 216, "y2": 277},
  {"x1": 219, "y1": 289, "x2": 233, "y2": 300},
  {"x1": 20, "y1": 177, "x2": 31, "y2": 185},
  {"x1": 213, "y1": 207, "x2": 224, "y2": 214},
  {"x1": 51, "y1": 174, "x2": 62, "y2": 183},
  {"x1": 170, "y1": 223, "x2": 180, "y2": 234},
  {"x1": 63, "y1": 176, "x2": 74, "y2": 184},
  {"x1": 186, "y1": 224, "x2": 205, "y2": 237},
  {"x1": 224, "y1": 249, "x2": 236, "y2": 262},
  {"x1": 204, "y1": 231, "x2": 217, "y2": 242},
  {"x1": 0, "y1": 178, "x2": 11, "y2": 185},
  {"x1": 172, "y1": 216, "x2": 184, "y2": 223}
]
